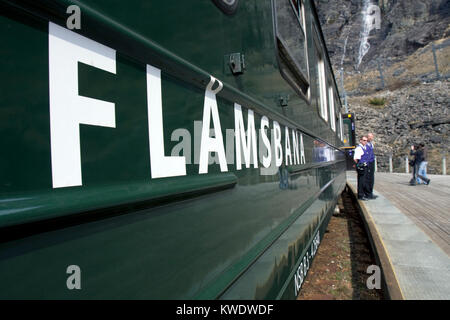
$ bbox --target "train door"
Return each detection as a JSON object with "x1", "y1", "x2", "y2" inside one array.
[{"x1": 340, "y1": 113, "x2": 356, "y2": 170}]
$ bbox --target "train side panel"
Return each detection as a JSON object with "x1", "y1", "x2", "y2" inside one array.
[{"x1": 0, "y1": 0, "x2": 345, "y2": 299}]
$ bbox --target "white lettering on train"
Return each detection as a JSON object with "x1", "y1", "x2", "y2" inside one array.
[
  {"x1": 234, "y1": 103, "x2": 258, "y2": 170},
  {"x1": 146, "y1": 64, "x2": 186, "y2": 178},
  {"x1": 198, "y1": 76, "x2": 228, "y2": 174},
  {"x1": 48, "y1": 22, "x2": 309, "y2": 188},
  {"x1": 294, "y1": 231, "x2": 321, "y2": 296},
  {"x1": 49, "y1": 22, "x2": 116, "y2": 188}
]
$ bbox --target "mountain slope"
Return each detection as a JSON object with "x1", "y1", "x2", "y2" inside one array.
[{"x1": 314, "y1": 0, "x2": 449, "y2": 174}]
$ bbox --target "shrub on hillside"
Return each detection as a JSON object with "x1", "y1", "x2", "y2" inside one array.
[{"x1": 368, "y1": 97, "x2": 386, "y2": 106}]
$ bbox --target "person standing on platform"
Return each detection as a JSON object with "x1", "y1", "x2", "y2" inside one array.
[
  {"x1": 417, "y1": 143, "x2": 430, "y2": 185},
  {"x1": 409, "y1": 144, "x2": 422, "y2": 185},
  {"x1": 354, "y1": 136, "x2": 370, "y2": 200},
  {"x1": 366, "y1": 133, "x2": 377, "y2": 199}
]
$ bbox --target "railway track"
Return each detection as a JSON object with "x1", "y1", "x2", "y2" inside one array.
[{"x1": 297, "y1": 189, "x2": 385, "y2": 300}]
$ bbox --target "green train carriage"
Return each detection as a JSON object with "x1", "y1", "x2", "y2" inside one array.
[{"x1": 0, "y1": 0, "x2": 347, "y2": 299}]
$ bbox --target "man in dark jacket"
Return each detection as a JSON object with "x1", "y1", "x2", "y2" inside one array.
[
  {"x1": 409, "y1": 144, "x2": 429, "y2": 185},
  {"x1": 410, "y1": 144, "x2": 420, "y2": 185},
  {"x1": 366, "y1": 133, "x2": 377, "y2": 199},
  {"x1": 354, "y1": 136, "x2": 371, "y2": 200},
  {"x1": 417, "y1": 143, "x2": 430, "y2": 185}
]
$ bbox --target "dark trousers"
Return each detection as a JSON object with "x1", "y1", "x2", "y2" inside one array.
[
  {"x1": 410, "y1": 162, "x2": 419, "y2": 185},
  {"x1": 367, "y1": 161, "x2": 375, "y2": 196},
  {"x1": 356, "y1": 165, "x2": 369, "y2": 198}
]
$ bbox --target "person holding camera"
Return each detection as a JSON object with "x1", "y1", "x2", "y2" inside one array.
[{"x1": 354, "y1": 136, "x2": 371, "y2": 200}]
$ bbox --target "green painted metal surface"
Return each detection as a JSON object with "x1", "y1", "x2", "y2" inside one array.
[{"x1": 0, "y1": 0, "x2": 346, "y2": 299}]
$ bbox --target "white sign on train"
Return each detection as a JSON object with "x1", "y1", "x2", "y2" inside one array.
[
  {"x1": 294, "y1": 231, "x2": 321, "y2": 296},
  {"x1": 49, "y1": 22, "x2": 310, "y2": 188}
]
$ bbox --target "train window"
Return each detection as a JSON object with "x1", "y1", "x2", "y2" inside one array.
[
  {"x1": 299, "y1": 0, "x2": 308, "y2": 84},
  {"x1": 317, "y1": 57, "x2": 328, "y2": 121},
  {"x1": 290, "y1": 0, "x2": 299, "y2": 13},
  {"x1": 289, "y1": 0, "x2": 306, "y2": 32},
  {"x1": 338, "y1": 118, "x2": 342, "y2": 140},
  {"x1": 312, "y1": 23, "x2": 328, "y2": 122},
  {"x1": 343, "y1": 114, "x2": 356, "y2": 147},
  {"x1": 337, "y1": 113, "x2": 341, "y2": 140},
  {"x1": 335, "y1": 95, "x2": 341, "y2": 137},
  {"x1": 274, "y1": 0, "x2": 309, "y2": 97},
  {"x1": 328, "y1": 86, "x2": 336, "y2": 131},
  {"x1": 300, "y1": 1, "x2": 306, "y2": 31},
  {"x1": 339, "y1": 115, "x2": 350, "y2": 146}
]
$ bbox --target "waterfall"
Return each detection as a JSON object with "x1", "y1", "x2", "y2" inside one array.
[
  {"x1": 340, "y1": 35, "x2": 349, "y2": 67},
  {"x1": 356, "y1": 0, "x2": 372, "y2": 69}
]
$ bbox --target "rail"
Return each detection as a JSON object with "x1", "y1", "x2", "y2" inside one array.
[{"x1": 373, "y1": 154, "x2": 448, "y2": 175}]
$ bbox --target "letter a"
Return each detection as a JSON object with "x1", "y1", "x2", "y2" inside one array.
[
  {"x1": 66, "y1": 5, "x2": 81, "y2": 30},
  {"x1": 300, "y1": 133, "x2": 306, "y2": 164},
  {"x1": 366, "y1": 5, "x2": 381, "y2": 32},
  {"x1": 366, "y1": 265, "x2": 381, "y2": 289},
  {"x1": 285, "y1": 127, "x2": 292, "y2": 165},
  {"x1": 66, "y1": 265, "x2": 81, "y2": 290},
  {"x1": 199, "y1": 76, "x2": 228, "y2": 174}
]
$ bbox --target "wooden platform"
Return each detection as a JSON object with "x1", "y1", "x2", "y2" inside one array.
[
  {"x1": 371, "y1": 173, "x2": 450, "y2": 255},
  {"x1": 347, "y1": 172, "x2": 450, "y2": 299}
]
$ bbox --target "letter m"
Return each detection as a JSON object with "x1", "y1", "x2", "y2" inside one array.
[{"x1": 234, "y1": 103, "x2": 258, "y2": 170}]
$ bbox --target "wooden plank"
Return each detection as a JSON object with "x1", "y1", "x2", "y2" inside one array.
[{"x1": 372, "y1": 173, "x2": 450, "y2": 255}]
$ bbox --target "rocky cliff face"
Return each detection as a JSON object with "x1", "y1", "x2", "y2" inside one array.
[
  {"x1": 348, "y1": 81, "x2": 449, "y2": 173},
  {"x1": 315, "y1": 0, "x2": 450, "y2": 72},
  {"x1": 314, "y1": 0, "x2": 450, "y2": 174}
]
